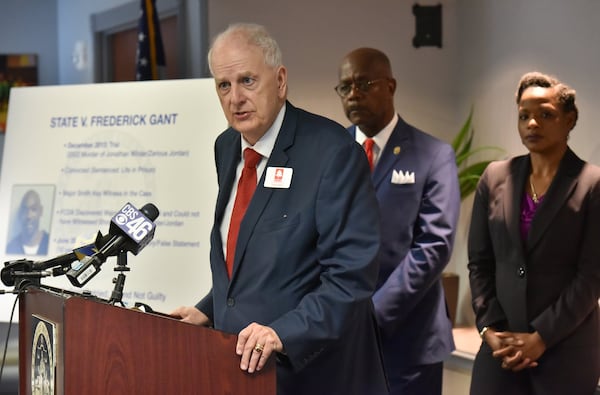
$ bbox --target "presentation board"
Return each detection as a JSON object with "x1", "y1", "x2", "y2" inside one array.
[{"x1": 0, "y1": 78, "x2": 227, "y2": 320}]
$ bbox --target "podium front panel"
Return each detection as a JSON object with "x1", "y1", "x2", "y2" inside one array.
[{"x1": 20, "y1": 287, "x2": 275, "y2": 394}]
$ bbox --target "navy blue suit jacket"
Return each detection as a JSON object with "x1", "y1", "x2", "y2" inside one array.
[
  {"x1": 349, "y1": 116, "x2": 460, "y2": 373},
  {"x1": 197, "y1": 102, "x2": 388, "y2": 395}
]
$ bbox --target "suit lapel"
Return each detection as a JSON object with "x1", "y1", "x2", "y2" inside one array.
[
  {"x1": 213, "y1": 131, "x2": 241, "y2": 276},
  {"x1": 215, "y1": 132, "x2": 242, "y2": 225},
  {"x1": 372, "y1": 117, "x2": 410, "y2": 188},
  {"x1": 230, "y1": 103, "x2": 295, "y2": 279},
  {"x1": 505, "y1": 157, "x2": 529, "y2": 251},
  {"x1": 527, "y1": 148, "x2": 583, "y2": 250}
]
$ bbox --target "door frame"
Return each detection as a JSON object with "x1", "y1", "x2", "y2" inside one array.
[{"x1": 91, "y1": 0, "x2": 187, "y2": 82}]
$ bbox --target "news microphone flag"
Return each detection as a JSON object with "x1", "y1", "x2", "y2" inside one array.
[{"x1": 136, "y1": 0, "x2": 166, "y2": 81}]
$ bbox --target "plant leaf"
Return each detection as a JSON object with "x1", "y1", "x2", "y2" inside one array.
[
  {"x1": 451, "y1": 106, "x2": 473, "y2": 152},
  {"x1": 458, "y1": 161, "x2": 492, "y2": 179},
  {"x1": 452, "y1": 107, "x2": 504, "y2": 200},
  {"x1": 455, "y1": 146, "x2": 503, "y2": 166}
]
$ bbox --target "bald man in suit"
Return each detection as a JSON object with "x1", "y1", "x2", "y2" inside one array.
[{"x1": 336, "y1": 47, "x2": 460, "y2": 395}]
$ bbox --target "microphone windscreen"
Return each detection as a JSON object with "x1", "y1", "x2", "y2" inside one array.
[{"x1": 141, "y1": 203, "x2": 159, "y2": 221}]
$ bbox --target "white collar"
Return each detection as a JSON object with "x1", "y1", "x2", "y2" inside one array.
[{"x1": 355, "y1": 113, "x2": 398, "y2": 151}]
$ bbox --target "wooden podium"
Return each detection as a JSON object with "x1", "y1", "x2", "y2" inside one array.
[{"x1": 19, "y1": 286, "x2": 276, "y2": 394}]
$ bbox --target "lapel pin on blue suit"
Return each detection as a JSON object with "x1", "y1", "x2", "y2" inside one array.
[
  {"x1": 391, "y1": 169, "x2": 415, "y2": 184},
  {"x1": 264, "y1": 166, "x2": 293, "y2": 188},
  {"x1": 393, "y1": 146, "x2": 401, "y2": 155}
]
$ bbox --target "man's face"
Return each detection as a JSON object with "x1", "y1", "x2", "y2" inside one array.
[
  {"x1": 211, "y1": 36, "x2": 287, "y2": 145},
  {"x1": 19, "y1": 194, "x2": 43, "y2": 238},
  {"x1": 337, "y1": 56, "x2": 396, "y2": 137}
]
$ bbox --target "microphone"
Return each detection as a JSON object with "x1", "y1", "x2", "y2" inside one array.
[
  {"x1": 66, "y1": 202, "x2": 159, "y2": 287},
  {"x1": 0, "y1": 233, "x2": 109, "y2": 287},
  {"x1": 1, "y1": 259, "x2": 34, "y2": 287},
  {"x1": 31, "y1": 231, "x2": 109, "y2": 271}
]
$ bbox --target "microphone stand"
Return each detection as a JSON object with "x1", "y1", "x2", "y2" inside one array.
[
  {"x1": 1, "y1": 259, "x2": 46, "y2": 291},
  {"x1": 108, "y1": 250, "x2": 129, "y2": 306}
]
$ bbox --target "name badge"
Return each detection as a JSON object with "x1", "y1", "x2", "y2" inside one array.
[{"x1": 264, "y1": 166, "x2": 293, "y2": 188}]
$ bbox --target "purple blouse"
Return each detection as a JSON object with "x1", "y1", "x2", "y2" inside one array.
[{"x1": 520, "y1": 192, "x2": 544, "y2": 241}]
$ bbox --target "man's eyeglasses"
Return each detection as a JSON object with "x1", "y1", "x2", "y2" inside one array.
[{"x1": 334, "y1": 79, "x2": 386, "y2": 97}]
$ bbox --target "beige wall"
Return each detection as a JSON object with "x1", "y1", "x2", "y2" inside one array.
[{"x1": 208, "y1": 0, "x2": 460, "y2": 142}]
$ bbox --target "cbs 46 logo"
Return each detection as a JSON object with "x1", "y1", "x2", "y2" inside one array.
[{"x1": 115, "y1": 204, "x2": 154, "y2": 242}]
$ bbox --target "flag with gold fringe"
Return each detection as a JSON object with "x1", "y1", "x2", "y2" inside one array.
[{"x1": 136, "y1": 0, "x2": 166, "y2": 80}]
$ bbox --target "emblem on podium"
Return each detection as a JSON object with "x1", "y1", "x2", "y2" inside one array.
[{"x1": 31, "y1": 315, "x2": 56, "y2": 395}]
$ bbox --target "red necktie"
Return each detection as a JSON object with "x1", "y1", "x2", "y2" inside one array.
[
  {"x1": 363, "y1": 138, "x2": 375, "y2": 171},
  {"x1": 226, "y1": 148, "x2": 262, "y2": 278}
]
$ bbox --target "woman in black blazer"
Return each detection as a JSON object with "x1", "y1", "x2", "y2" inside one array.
[{"x1": 468, "y1": 71, "x2": 600, "y2": 394}]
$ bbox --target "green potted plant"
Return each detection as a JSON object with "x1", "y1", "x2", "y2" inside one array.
[
  {"x1": 452, "y1": 108, "x2": 503, "y2": 199},
  {"x1": 443, "y1": 108, "x2": 503, "y2": 326}
]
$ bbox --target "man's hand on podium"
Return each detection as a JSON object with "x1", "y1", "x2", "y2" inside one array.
[
  {"x1": 237, "y1": 322, "x2": 283, "y2": 374},
  {"x1": 169, "y1": 306, "x2": 212, "y2": 326}
]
